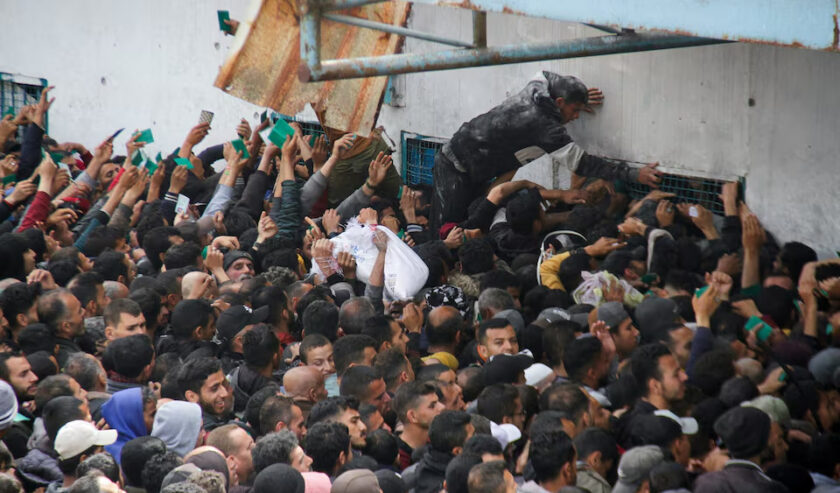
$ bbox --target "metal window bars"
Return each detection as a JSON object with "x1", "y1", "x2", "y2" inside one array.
[{"x1": 401, "y1": 131, "x2": 447, "y2": 185}]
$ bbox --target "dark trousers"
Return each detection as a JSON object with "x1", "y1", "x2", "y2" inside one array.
[{"x1": 431, "y1": 151, "x2": 474, "y2": 231}]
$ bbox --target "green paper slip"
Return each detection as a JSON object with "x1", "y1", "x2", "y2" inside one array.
[
  {"x1": 3, "y1": 107, "x2": 14, "y2": 118},
  {"x1": 174, "y1": 157, "x2": 194, "y2": 170},
  {"x1": 155, "y1": 152, "x2": 163, "y2": 163},
  {"x1": 145, "y1": 159, "x2": 158, "y2": 174},
  {"x1": 131, "y1": 150, "x2": 145, "y2": 167},
  {"x1": 231, "y1": 139, "x2": 250, "y2": 159},
  {"x1": 2, "y1": 174, "x2": 16, "y2": 185},
  {"x1": 217, "y1": 10, "x2": 232, "y2": 33},
  {"x1": 268, "y1": 119, "x2": 296, "y2": 147},
  {"x1": 134, "y1": 128, "x2": 154, "y2": 144},
  {"x1": 49, "y1": 151, "x2": 65, "y2": 163}
]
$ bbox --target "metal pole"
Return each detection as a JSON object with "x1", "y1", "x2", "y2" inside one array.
[
  {"x1": 299, "y1": 1, "x2": 322, "y2": 74},
  {"x1": 318, "y1": 0, "x2": 387, "y2": 11},
  {"x1": 472, "y1": 11, "x2": 487, "y2": 48},
  {"x1": 300, "y1": 33, "x2": 728, "y2": 82},
  {"x1": 323, "y1": 13, "x2": 474, "y2": 48}
]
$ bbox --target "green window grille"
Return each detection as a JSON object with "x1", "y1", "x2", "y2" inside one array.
[
  {"x1": 0, "y1": 73, "x2": 49, "y2": 133},
  {"x1": 401, "y1": 131, "x2": 448, "y2": 186},
  {"x1": 623, "y1": 171, "x2": 744, "y2": 215}
]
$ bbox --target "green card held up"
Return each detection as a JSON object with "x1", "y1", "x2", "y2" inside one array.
[
  {"x1": 155, "y1": 152, "x2": 163, "y2": 163},
  {"x1": 268, "y1": 119, "x2": 295, "y2": 147},
  {"x1": 218, "y1": 10, "x2": 232, "y2": 33},
  {"x1": 134, "y1": 128, "x2": 154, "y2": 144},
  {"x1": 231, "y1": 139, "x2": 250, "y2": 159},
  {"x1": 174, "y1": 157, "x2": 194, "y2": 170},
  {"x1": 145, "y1": 159, "x2": 158, "y2": 174},
  {"x1": 3, "y1": 107, "x2": 14, "y2": 118},
  {"x1": 131, "y1": 150, "x2": 145, "y2": 167}
]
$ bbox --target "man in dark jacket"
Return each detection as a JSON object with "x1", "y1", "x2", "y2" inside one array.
[
  {"x1": 694, "y1": 407, "x2": 788, "y2": 493},
  {"x1": 432, "y1": 71, "x2": 663, "y2": 227},
  {"x1": 402, "y1": 410, "x2": 473, "y2": 493}
]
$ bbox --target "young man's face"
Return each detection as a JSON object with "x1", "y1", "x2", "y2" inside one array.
[
  {"x1": 365, "y1": 378, "x2": 392, "y2": 416},
  {"x1": 196, "y1": 370, "x2": 232, "y2": 416},
  {"x1": 338, "y1": 408, "x2": 368, "y2": 448},
  {"x1": 555, "y1": 99, "x2": 586, "y2": 124},
  {"x1": 389, "y1": 320, "x2": 409, "y2": 353},
  {"x1": 657, "y1": 354, "x2": 687, "y2": 403},
  {"x1": 305, "y1": 344, "x2": 335, "y2": 377},
  {"x1": 228, "y1": 426, "x2": 255, "y2": 481},
  {"x1": 435, "y1": 369, "x2": 465, "y2": 411},
  {"x1": 479, "y1": 325, "x2": 518, "y2": 360},
  {"x1": 289, "y1": 445, "x2": 313, "y2": 473},
  {"x1": 409, "y1": 392, "x2": 446, "y2": 429},
  {"x1": 107, "y1": 312, "x2": 147, "y2": 341},
  {"x1": 3, "y1": 356, "x2": 38, "y2": 401},
  {"x1": 611, "y1": 318, "x2": 639, "y2": 357},
  {"x1": 667, "y1": 326, "x2": 694, "y2": 368}
]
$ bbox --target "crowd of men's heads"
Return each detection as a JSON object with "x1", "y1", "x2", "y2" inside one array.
[{"x1": 1, "y1": 85, "x2": 840, "y2": 493}]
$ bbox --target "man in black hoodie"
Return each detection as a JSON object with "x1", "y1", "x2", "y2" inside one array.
[{"x1": 403, "y1": 410, "x2": 474, "y2": 493}]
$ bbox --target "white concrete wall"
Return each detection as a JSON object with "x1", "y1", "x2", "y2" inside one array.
[
  {"x1": 0, "y1": 0, "x2": 265, "y2": 157},
  {"x1": 1, "y1": 1, "x2": 837, "y2": 256},
  {"x1": 378, "y1": 5, "x2": 840, "y2": 258}
]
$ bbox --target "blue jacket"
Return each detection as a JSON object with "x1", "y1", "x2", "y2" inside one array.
[{"x1": 101, "y1": 387, "x2": 147, "y2": 463}]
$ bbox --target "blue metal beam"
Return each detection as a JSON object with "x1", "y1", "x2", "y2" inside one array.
[
  {"x1": 316, "y1": 0, "x2": 840, "y2": 51},
  {"x1": 322, "y1": 13, "x2": 475, "y2": 47},
  {"x1": 299, "y1": 32, "x2": 728, "y2": 81}
]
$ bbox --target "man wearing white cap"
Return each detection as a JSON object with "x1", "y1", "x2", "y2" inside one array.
[{"x1": 53, "y1": 420, "x2": 117, "y2": 488}]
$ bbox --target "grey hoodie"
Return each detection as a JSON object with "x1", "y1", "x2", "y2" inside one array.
[{"x1": 150, "y1": 401, "x2": 202, "y2": 457}]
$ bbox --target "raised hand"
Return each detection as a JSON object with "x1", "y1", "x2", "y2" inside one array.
[
  {"x1": 741, "y1": 214, "x2": 766, "y2": 252},
  {"x1": 310, "y1": 135, "x2": 329, "y2": 168},
  {"x1": 236, "y1": 118, "x2": 251, "y2": 140},
  {"x1": 32, "y1": 85, "x2": 55, "y2": 128},
  {"x1": 332, "y1": 134, "x2": 355, "y2": 159},
  {"x1": 443, "y1": 226, "x2": 465, "y2": 250},
  {"x1": 321, "y1": 209, "x2": 341, "y2": 235},
  {"x1": 373, "y1": 229, "x2": 389, "y2": 252},
  {"x1": 704, "y1": 271, "x2": 733, "y2": 299},
  {"x1": 585, "y1": 237, "x2": 627, "y2": 257},
  {"x1": 7, "y1": 179, "x2": 36, "y2": 205},
  {"x1": 337, "y1": 251, "x2": 356, "y2": 279},
  {"x1": 638, "y1": 162, "x2": 663, "y2": 188},
  {"x1": 583, "y1": 87, "x2": 604, "y2": 113},
  {"x1": 184, "y1": 122, "x2": 211, "y2": 148},
  {"x1": 367, "y1": 152, "x2": 392, "y2": 188},
  {"x1": 655, "y1": 200, "x2": 675, "y2": 227},
  {"x1": 257, "y1": 211, "x2": 278, "y2": 242},
  {"x1": 168, "y1": 165, "x2": 188, "y2": 194},
  {"x1": 125, "y1": 130, "x2": 145, "y2": 158}
]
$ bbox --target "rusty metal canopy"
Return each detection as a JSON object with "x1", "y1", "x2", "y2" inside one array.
[{"x1": 214, "y1": 0, "x2": 410, "y2": 136}]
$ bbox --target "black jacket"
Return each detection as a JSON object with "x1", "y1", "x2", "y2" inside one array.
[
  {"x1": 447, "y1": 71, "x2": 637, "y2": 187},
  {"x1": 403, "y1": 449, "x2": 453, "y2": 493},
  {"x1": 694, "y1": 460, "x2": 789, "y2": 493}
]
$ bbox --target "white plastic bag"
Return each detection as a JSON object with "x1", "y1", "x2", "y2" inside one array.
[
  {"x1": 572, "y1": 271, "x2": 645, "y2": 308},
  {"x1": 311, "y1": 220, "x2": 429, "y2": 300}
]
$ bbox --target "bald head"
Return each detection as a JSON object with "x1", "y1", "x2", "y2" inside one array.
[
  {"x1": 182, "y1": 272, "x2": 217, "y2": 300},
  {"x1": 283, "y1": 366, "x2": 327, "y2": 403},
  {"x1": 184, "y1": 445, "x2": 226, "y2": 462},
  {"x1": 426, "y1": 306, "x2": 462, "y2": 350},
  {"x1": 104, "y1": 280, "x2": 129, "y2": 300}
]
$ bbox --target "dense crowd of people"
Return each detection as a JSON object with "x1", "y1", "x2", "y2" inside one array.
[{"x1": 0, "y1": 71, "x2": 839, "y2": 493}]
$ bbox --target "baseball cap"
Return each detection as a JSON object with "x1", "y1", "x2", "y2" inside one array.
[
  {"x1": 612, "y1": 445, "x2": 665, "y2": 493},
  {"x1": 654, "y1": 409, "x2": 699, "y2": 435},
  {"x1": 536, "y1": 307, "x2": 570, "y2": 325},
  {"x1": 483, "y1": 353, "x2": 534, "y2": 385},
  {"x1": 216, "y1": 305, "x2": 269, "y2": 345},
  {"x1": 524, "y1": 363, "x2": 554, "y2": 388},
  {"x1": 54, "y1": 420, "x2": 118, "y2": 460},
  {"x1": 490, "y1": 421, "x2": 522, "y2": 449}
]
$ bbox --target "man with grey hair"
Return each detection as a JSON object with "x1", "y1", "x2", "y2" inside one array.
[
  {"x1": 477, "y1": 288, "x2": 515, "y2": 322},
  {"x1": 338, "y1": 297, "x2": 375, "y2": 336}
]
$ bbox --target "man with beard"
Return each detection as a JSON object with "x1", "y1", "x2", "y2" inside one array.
[
  {"x1": 392, "y1": 381, "x2": 446, "y2": 470},
  {"x1": 307, "y1": 396, "x2": 368, "y2": 452},
  {"x1": 177, "y1": 358, "x2": 234, "y2": 430},
  {"x1": 37, "y1": 289, "x2": 85, "y2": 368},
  {"x1": 416, "y1": 364, "x2": 466, "y2": 411},
  {"x1": 224, "y1": 251, "x2": 255, "y2": 282},
  {"x1": 618, "y1": 343, "x2": 689, "y2": 448}
]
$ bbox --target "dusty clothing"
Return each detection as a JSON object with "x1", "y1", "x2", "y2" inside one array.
[
  {"x1": 576, "y1": 464, "x2": 611, "y2": 493},
  {"x1": 434, "y1": 71, "x2": 639, "y2": 226},
  {"x1": 693, "y1": 460, "x2": 789, "y2": 493}
]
